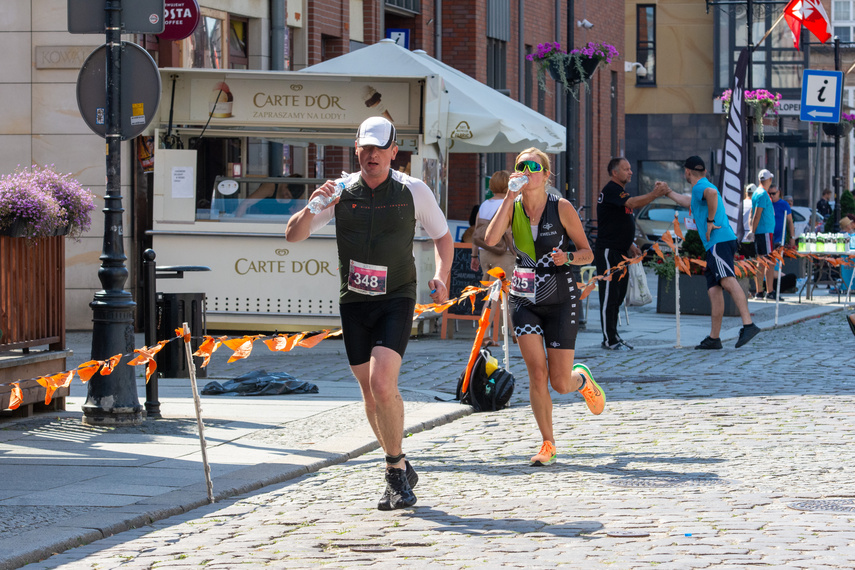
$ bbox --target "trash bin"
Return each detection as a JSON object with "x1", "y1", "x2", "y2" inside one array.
[{"x1": 155, "y1": 292, "x2": 207, "y2": 378}]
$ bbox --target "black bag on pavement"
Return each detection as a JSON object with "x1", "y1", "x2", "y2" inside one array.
[
  {"x1": 455, "y1": 348, "x2": 515, "y2": 412},
  {"x1": 773, "y1": 273, "x2": 797, "y2": 293}
]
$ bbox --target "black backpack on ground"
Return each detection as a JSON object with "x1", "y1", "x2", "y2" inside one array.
[{"x1": 455, "y1": 348, "x2": 515, "y2": 412}]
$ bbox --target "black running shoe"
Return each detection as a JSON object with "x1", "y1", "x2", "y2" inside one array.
[
  {"x1": 766, "y1": 291, "x2": 782, "y2": 301},
  {"x1": 735, "y1": 323, "x2": 761, "y2": 348},
  {"x1": 695, "y1": 336, "x2": 723, "y2": 350},
  {"x1": 755, "y1": 291, "x2": 766, "y2": 300},
  {"x1": 405, "y1": 459, "x2": 418, "y2": 489},
  {"x1": 377, "y1": 467, "x2": 417, "y2": 511}
]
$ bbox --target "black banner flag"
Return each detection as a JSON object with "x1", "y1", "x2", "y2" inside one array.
[{"x1": 717, "y1": 47, "x2": 750, "y2": 241}]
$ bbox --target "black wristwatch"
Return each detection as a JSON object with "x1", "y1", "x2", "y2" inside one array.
[{"x1": 707, "y1": 218, "x2": 715, "y2": 223}]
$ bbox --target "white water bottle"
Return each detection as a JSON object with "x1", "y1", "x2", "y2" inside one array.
[
  {"x1": 508, "y1": 175, "x2": 528, "y2": 194},
  {"x1": 307, "y1": 174, "x2": 348, "y2": 214}
]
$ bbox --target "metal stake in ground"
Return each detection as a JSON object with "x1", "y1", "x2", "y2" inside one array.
[{"x1": 182, "y1": 322, "x2": 214, "y2": 503}]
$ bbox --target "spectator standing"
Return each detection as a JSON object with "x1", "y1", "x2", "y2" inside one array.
[
  {"x1": 739, "y1": 183, "x2": 757, "y2": 257},
  {"x1": 770, "y1": 184, "x2": 795, "y2": 249},
  {"x1": 659, "y1": 156, "x2": 760, "y2": 350},
  {"x1": 594, "y1": 157, "x2": 667, "y2": 350},
  {"x1": 471, "y1": 170, "x2": 515, "y2": 277},
  {"x1": 751, "y1": 169, "x2": 776, "y2": 299},
  {"x1": 817, "y1": 188, "x2": 833, "y2": 218},
  {"x1": 285, "y1": 117, "x2": 453, "y2": 510}
]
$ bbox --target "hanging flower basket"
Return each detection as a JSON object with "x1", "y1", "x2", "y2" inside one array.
[
  {"x1": 547, "y1": 56, "x2": 600, "y2": 85},
  {"x1": 528, "y1": 41, "x2": 619, "y2": 98},
  {"x1": 822, "y1": 113, "x2": 855, "y2": 137}
]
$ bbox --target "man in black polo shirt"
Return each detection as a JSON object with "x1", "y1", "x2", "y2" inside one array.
[{"x1": 595, "y1": 157, "x2": 667, "y2": 350}]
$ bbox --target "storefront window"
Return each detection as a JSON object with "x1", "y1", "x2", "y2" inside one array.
[
  {"x1": 229, "y1": 19, "x2": 248, "y2": 69},
  {"x1": 186, "y1": 11, "x2": 226, "y2": 69}
]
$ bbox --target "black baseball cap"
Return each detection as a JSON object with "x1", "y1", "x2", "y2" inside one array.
[{"x1": 684, "y1": 156, "x2": 706, "y2": 172}]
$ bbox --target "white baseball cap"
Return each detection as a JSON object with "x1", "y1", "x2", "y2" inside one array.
[
  {"x1": 758, "y1": 169, "x2": 774, "y2": 182},
  {"x1": 356, "y1": 116, "x2": 396, "y2": 149}
]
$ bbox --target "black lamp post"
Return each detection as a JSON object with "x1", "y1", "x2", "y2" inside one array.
[
  {"x1": 564, "y1": 0, "x2": 577, "y2": 204},
  {"x1": 82, "y1": 0, "x2": 143, "y2": 426},
  {"x1": 833, "y1": 36, "x2": 842, "y2": 233}
]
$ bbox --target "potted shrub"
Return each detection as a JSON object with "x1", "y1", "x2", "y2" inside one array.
[
  {"x1": 646, "y1": 230, "x2": 747, "y2": 316},
  {"x1": 0, "y1": 164, "x2": 96, "y2": 241},
  {"x1": 527, "y1": 41, "x2": 619, "y2": 97}
]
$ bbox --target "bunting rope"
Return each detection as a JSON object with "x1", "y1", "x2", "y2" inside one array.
[{"x1": 3, "y1": 219, "x2": 852, "y2": 412}]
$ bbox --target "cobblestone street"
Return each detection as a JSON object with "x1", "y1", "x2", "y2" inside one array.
[{"x1": 27, "y1": 313, "x2": 855, "y2": 569}]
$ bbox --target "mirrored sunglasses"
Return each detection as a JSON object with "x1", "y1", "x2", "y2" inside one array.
[{"x1": 515, "y1": 160, "x2": 545, "y2": 174}]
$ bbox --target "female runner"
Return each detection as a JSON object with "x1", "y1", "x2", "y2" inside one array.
[{"x1": 484, "y1": 147, "x2": 605, "y2": 466}]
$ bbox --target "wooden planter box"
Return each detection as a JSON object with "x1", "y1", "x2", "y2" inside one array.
[
  {"x1": 0, "y1": 233, "x2": 68, "y2": 415},
  {"x1": 656, "y1": 274, "x2": 748, "y2": 317}
]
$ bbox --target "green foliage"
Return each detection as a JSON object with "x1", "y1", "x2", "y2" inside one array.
[
  {"x1": 824, "y1": 190, "x2": 855, "y2": 231},
  {"x1": 643, "y1": 230, "x2": 705, "y2": 280}
]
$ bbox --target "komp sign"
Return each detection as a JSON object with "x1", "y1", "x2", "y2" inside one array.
[{"x1": 158, "y1": 0, "x2": 200, "y2": 41}]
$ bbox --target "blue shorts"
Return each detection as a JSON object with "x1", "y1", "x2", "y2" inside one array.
[{"x1": 704, "y1": 240, "x2": 738, "y2": 289}]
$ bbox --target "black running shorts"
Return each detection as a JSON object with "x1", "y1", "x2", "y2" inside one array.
[
  {"x1": 512, "y1": 296, "x2": 580, "y2": 350},
  {"x1": 339, "y1": 297, "x2": 416, "y2": 366}
]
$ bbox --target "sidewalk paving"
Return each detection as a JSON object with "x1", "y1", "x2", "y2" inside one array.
[{"x1": 0, "y1": 276, "x2": 850, "y2": 569}]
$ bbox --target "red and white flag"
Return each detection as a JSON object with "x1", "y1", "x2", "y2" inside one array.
[{"x1": 784, "y1": 0, "x2": 832, "y2": 50}]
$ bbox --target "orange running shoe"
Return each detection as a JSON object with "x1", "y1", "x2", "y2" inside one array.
[
  {"x1": 530, "y1": 441, "x2": 557, "y2": 466},
  {"x1": 574, "y1": 363, "x2": 605, "y2": 415}
]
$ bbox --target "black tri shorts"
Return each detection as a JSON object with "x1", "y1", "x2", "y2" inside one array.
[
  {"x1": 339, "y1": 297, "x2": 416, "y2": 366},
  {"x1": 512, "y1": 295, "x2": 580, "y2": 350}
]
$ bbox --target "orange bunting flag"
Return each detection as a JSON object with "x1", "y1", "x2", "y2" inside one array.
[
  {"x1": 486, "y1": 266, "x2": 506, "y2": 280},
  {"x1": 223, "y1": 337, "x2": 255, "y2": 363},
  {"x1": 145, "y1": 359, "x2": 157, "y2": 383},
  {"x1": 100, "y1": 354, "x2": 123, "y2": 375},
  {"x1": 690, "y1": 258, "x2": 707, "y2": 269},
  {"x1": 263, "y1": 334, "x2": 297, "y2": 352},
  {"x1": 36, "y1": 371, "x2": 73, "y2": 405},
  {"x1": 193, "y1": 335, "x2": 228, "y2": 368},
  {"x1": 76, "y1": 360, "x2": 102, "y2": 383},
  {"x1": 675, "y1": 256, "x2": 691, "y2": 275},
  {"x1": 651, "y1": 243, "x2": 665, "y2": 260},
  {"x1": 672, "y1": 218, "x2": 684, "y2": 240},
  {"x1": 784, "y1": 248, "x2": 799, "y2": 259},
  {"x1": 174, "y1": 327, "x2": 184, "y2": 337},
  {"x1": 579, "y1": 280, "x2": 598, "y2": 300},
  {"x1": 661, "y1": 231, "x2": 675, "y2": 252},
  {"x1": 9, "y1": 383, "x2": 23, "y2": 410},
  {"x1": 128, "y1": 343, "x2": 165, "y2": 366},
  {"x1": 297, "y1": 331, "x2": 329, "y2": 349}
]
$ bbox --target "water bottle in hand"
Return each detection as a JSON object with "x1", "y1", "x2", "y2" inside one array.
[
  {"x1": 508, "y1": 175, "x2": 528, "y2": 194},
  {"x1": 307, "y1": 175, "x2": 348, "y2": 214}
]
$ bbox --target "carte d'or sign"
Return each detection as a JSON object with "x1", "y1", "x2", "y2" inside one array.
[{"x1": 188, "y1": 78, "x2": 410, "y2": 127}]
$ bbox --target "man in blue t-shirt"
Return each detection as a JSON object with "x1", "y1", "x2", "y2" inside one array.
[
  {"x1": 751, "y1": 169, "x2": 776, "y2": 299},
  {"x1": 658, "y1": 156, "x2": 760, "y2": 350},
  {"x1": 770, "y1": 184, "x2": 794, "y2": 248}
]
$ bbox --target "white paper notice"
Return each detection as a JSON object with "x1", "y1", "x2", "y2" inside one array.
[{"x1": 172, "y1": 167, "x2": 194, "y2": 198}]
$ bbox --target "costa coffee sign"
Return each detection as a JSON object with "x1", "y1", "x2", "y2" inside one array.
[{"x1": 158, "y1": 0, "x2": 200, "y2": 41}]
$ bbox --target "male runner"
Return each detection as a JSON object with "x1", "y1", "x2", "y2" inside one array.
[{"x1": 286, "y1": 117, "x2": 453, "y2": 510}]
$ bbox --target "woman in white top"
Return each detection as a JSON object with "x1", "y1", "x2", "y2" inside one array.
[{"x1": 471, "y1": 170, "x2": 516, "y2": 278}]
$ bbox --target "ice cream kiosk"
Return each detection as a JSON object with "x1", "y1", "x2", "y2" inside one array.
[{"x1": 149, "y1": 68, "x2": 447, "y2": 332}]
